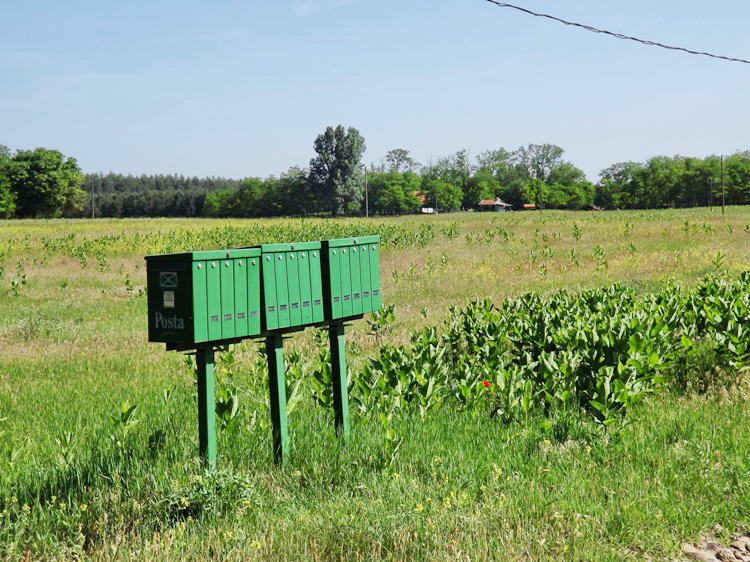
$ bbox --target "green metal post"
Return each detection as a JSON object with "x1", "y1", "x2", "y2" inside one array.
[
  {"x1": 266, "y1": 333, "x2": 289, "y2": 465},
  {"x1": 195, "y1": 347, "x2": 217, "y2": 469},
  {"x1": 329, "y1": 321, "x2": 350, "y2": 442}
]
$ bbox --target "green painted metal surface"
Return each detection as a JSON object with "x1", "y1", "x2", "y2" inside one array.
[
  {"x1": 274, "y1": 253, "x2": 290, "y2": 328},
  {"x1": 310, "y1": 249, "x2": 324, "y2": 323},
  {"x1": 146, "y1": 248, "x2": 262, "y2": 347},
  {"x1": 340, "y1": 247, "x2": 353, "y2": 317},
  {"x1": 325, "y1": 235, "x2": 379, "y2": 248},
  {"x1": 234, "y1": 258, "x2": 249, "y2": 338},
  {"x1": 206, "y1": 260, "x2": 222, "y2": 341},
  {"x1": 358, "y1": 243, "x2": 372, "y2": 313},
  {"x1": 146, "y1": 238, "x2": 381, "y2": 468},
  {"x1": 298, "y1": 251, "x2": 313, "y2": 325},
  {"x1": 262, "y1": 254, "x2": 278, "y2": 331},
  {"x1": 196, "y1": 347, "x2": 217, "y2": 469},
  {"x1": 146, "y1": 248, "x2": 261, "y2": 262},
  {"x1": 248, "y1": 257, "x2": 261, "y2": 335},
  {"x1": 266, "y1": 333, "x2": 289, "y2": 465},
  {"x1": 329, "y1": 321, "x2": 350, "y2": 442},
  {"x1": 321, "y1": 236, "x2": 381, "y2": 321},
  {"x1": 255, "y1": 241, "x2": 324, "y2": 330},
  {"x1": 287, "y1": 251, "x2": 302, "y2": 326},
  {"x1": 220, "y1": 259, "x2": 236, "y2": 340},
  {"x1": 192, "y1": 262, "x2": 209, "y2": 342},
  {"x1": 369, "y1": 242, "x2": 381, "y2": 310},
  {"x1": 326, "y1": 247, "x2": 342, "y2": 319},
  {"x1": 350, "y1": 245, "x2": 363, "y2": 315}
]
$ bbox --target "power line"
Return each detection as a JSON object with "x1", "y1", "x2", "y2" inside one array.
[{"x1": 483, "y1": 0, "x2": 750, "y2": 66}]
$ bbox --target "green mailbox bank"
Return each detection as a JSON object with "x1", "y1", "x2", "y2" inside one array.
[
  {"x1": 146, "y1": 248, "x2": 262, "y2": 347},
  {"x1": 257, "y1": 241, "x2": 325, "y2": 331},
  {"x1": 146, "y1": 237, "x2": 382, "y2": 469},
  {"x1": 321, "y1": 235, "x2": 381, "y2": 320}
]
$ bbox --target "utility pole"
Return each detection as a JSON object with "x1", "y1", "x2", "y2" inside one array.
[
  {"x1": 537, "y1": 180, "x2": 542, "y2": 214},
  {"x1": 721, "y1": 155, "x2": 725, "y2": 216},
  {"x1": 538, "y1": 183, "x2": 542, "y2": 214},
  {"x1": 91, "y1": 181, "x2": 95, "y2": 219},
  {"x1": 364, "y1": 165, "x2": 369, "y2": 218}
]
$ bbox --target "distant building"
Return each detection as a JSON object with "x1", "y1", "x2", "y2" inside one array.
[
  {"x1": 478, "y1": 197, "x2": 513, "y2": 212},
  {"x1": 414, "y1": 192, "x2": 436, "y2": 214},
  {"x1": 521, "y1": 203, "x2": 537, "y2": 211}
]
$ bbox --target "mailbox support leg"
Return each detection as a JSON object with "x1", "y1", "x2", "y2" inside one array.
[
  {"x1": 266, "y1": 333, "x2": 289, "y2": 466},
  {"x1": 329, "y1": 321, "x2": 350, "y2": 443},
  {"x1": 195, "y1": 347, "x2": 217, "y2": 470}
]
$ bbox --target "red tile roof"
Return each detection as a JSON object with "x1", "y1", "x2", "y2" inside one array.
[{"x1": 479, "y1": 198, "x2": 511, "y2": 207}]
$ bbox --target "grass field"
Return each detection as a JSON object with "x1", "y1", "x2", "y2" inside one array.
[{"x1": 2, "y1": 208, "x2": 750, "y2": 560}]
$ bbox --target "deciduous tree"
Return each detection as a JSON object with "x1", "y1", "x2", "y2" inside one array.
[
  {"x1": 385, "y1": 148, "x2": 420, "y2": 173},
  {"x1": 8, "y1": 148, "x2": 85, "y2": 217},
  {"x1": 421, "y1": 177, "x2": 462, "y2": 211},
  {"x1": 513, "y1": 143, "x2": 564, "y2": 183},
  {"x1": 309, "y1": 125, "x2": 366, "y2": 216},
  {"x1": 0, "y1": 145, "x2": 15, "y2": 218}
]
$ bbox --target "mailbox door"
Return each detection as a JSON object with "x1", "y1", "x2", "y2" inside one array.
[
  {"x1": 147, "y1": 260, "x2": 193, "y2": 344},
  {"x1": 310, "y1": 249, "x2": 324, "y2": 323},
  {"x1": 369, "y1": 243, "x2": 381, "y2": 310},
  {"x1": 274, "y1": 253, "x2": 290, "y2": 328},
  {"x1": 350, "y1": 245, "x2": 363, "y2": 315},
  {"x1": 220, "y1": 259, "x2": 236, "y2": 340},
  {"x1": 206, "y1": 260, "x2": 222, "y2": 340},
  {"x1": 192, "y1": 261, "x2": 209, "y2": 343},
  {"x1": 327, "y1": 248, "x2": 342, "y2": 320},
  {"x1": 298, "y1": 251, "x2": 313, "y2": 325},
  {"x1": 233, "y1": 258, "x2": 249, "y2": 338},
  {"x1": 340, "y1": 247, "x2": 353, "y2": 317},
  {"x1": 262, "y1": 254, "x2": 278, "y2": 331},
  {"x1": 247, "y1": 257, "x2": 261, "y2": 335},
  {"x1": 287, "y1": 251, "x2": 302, "y2": 326},
  {"x1": 358, "y1": 243, "x2": 372, "y2": 313}
]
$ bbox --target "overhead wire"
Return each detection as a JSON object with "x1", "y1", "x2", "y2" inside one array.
[{"x1": 483, "y1": 0, "x2": 750, "y2": 66}]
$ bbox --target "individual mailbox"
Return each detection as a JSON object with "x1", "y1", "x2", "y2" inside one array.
[
  {"x1": 257, "y1": 241, "x2": 324, "y2": 331},
  {"x1": 321, "y1": 235, "x2": 381, "y2": 321},
  {"x1": 145, "y1": 248, "x2": 262, "y2": 346}
]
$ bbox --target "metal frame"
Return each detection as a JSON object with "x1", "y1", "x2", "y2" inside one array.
[
  {"x1": 184, "y1": 316, "x2": 362, "y2": 468},
  {"x1": 195, "y1": 346, "x2": 217, "y2": 469}
]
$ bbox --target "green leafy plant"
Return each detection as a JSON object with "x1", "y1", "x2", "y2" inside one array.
[
  {"x1": 572, "y1": 223, "x2": 582, "y2": 241},
  {"x1": 711, "y1": 251, "x2": 726, "y2": 271},
  {"x1": 109, "y1": 401, "x2": 139, "y2": 448},
  {"x1": 367, "y1": 304, "x2": 396, "y2": 344},
  {"x1": 352, "y1": 273, "x2": 750, "y2": 427}
]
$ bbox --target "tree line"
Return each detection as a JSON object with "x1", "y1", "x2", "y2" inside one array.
[
  {"x1": 1, "y1": 127, "x2": 749, "y2": 219},
  {"x1": 597, "y1": 154, "x2": 750, "y2": 209}
]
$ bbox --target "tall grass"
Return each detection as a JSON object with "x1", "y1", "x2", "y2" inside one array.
[{"x1": 2, "y1": 208, "x2": 750, "y2": 559}]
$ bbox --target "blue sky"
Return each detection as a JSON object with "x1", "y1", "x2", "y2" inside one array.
[{"x1": 2, "y1": 0, "x2": 749, "y2": 181}]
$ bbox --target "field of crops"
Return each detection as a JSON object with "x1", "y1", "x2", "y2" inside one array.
[{"x1": 2, "y1": 209, "x2": 750, "y2": 560}]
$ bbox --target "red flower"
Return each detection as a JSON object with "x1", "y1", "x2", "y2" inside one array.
[{"x1": 482, "y1": 380, "x2": 492, "y2": 388}]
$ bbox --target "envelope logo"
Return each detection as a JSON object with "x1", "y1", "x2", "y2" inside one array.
[{"x1": 160, "y1": 272, "x2": 178, "y2": 288}]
